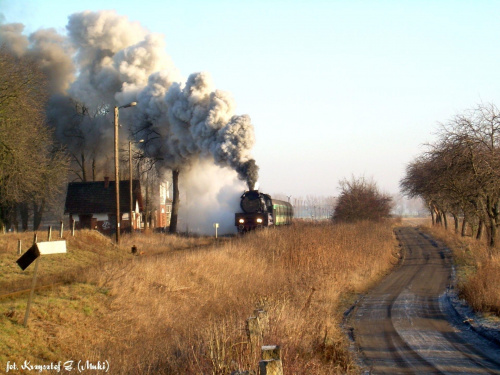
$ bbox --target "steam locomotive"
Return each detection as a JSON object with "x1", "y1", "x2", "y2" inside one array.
[{"x1": 235, "y1": 190, "x2": 293, "y2": 233}]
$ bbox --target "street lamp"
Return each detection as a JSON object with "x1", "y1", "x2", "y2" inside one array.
[
  {"x1": 129, "y1": 139, "x2": 144, "y2": 235},
  {"x1": 114, "y1": 101, "x2": 137, "y2": 245}
]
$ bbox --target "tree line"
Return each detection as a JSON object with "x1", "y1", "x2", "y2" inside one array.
[
  {"x1": 401, "y1": 103, "x2": 500, "y2": 248},
  {"x1": 0, "y1": 46, "x2": 68, "y2": 231}
]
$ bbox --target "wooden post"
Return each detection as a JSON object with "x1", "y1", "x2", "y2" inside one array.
[
  {"x1": 18, "y1": 239, "x2": 22, "y2": 255},
  {"x1": 47, "y1": 226, "x2": 52, "y2": 241},
  {"x1": 23, "y1": 257, "x2": 40, "y2": 327},
  {"x1": 129, "y1": 141, "x2": 134, "y2": 236},
  {"x1": 59, "y1": 221, "x2": 64, "y2": 238},
  {"x1": 33, "y1": 232, "x2": 37, "y2": 245},
  {"x1": 72, "y1": 220, "x2": 75, "y2": 237}
]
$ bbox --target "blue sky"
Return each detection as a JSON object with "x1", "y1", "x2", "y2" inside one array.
[{"x1": 2, "y1": 0, "x2": 500, "y2": 198}]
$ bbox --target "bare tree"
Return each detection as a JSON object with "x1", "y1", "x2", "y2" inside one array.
[
  {"x1": 401, "y1": 103, "x2": 500, "y2": 247},
  {"x1": 0, "y1": 46, "x2": 68, "y2": 230},
  {"x1": 47, "y1": 96, "x2": 111, "y2": 182}
]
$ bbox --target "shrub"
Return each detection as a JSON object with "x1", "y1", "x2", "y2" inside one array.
[{"x1": 332, "y1": 176, "x2": 392, "y2": 223}]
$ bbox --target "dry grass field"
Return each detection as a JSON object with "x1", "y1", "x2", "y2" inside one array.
[
  {"x1": 424, "y1": 224, "x2": 500, "y2": 317},
  {"x1": 0, "y1": 221, "x2": 398, "y2": 374},
  {"x1": 0, "y1": 230, "x2": 214, "y2": 293}
]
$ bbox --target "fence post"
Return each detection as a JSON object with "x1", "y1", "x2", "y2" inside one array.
[
  {"x1": 259, "y1": 359, "x2": 283, "y2": 375},
  {"x1": 59, "y1": 221, "x2": 64, "y2": 238},
  {"x1": 246, "y1": 316, "x2": 262, "y2": 353},
  {"x1": 47, "y1": 226, "x2": 52, "y2": 241},
  {"x1": 259, "y1": 346, "x2": 282, "y2": 375},
  {"x1": 18, "y1": 239, "x2": 22, "y2": 255},
  {"x1": 72, "y1": 220, "x2": 75, "y2": 237},
  {"x1": 254, "y1": 309, "x2": 269, "y2": 334},
  {"x1": 262, "y1": 345, "x2": 281, "y2": 360},
  {"x1": 33, "y1": 232, "x2": 37, "y2": 245}
]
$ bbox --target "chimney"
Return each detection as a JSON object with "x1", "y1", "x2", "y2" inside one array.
[{"x1": 104, "y1": 177, "x2": 110, "y2": 189}]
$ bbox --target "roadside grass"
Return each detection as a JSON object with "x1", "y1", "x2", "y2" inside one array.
[
  {"x1": 424, "y1": 224, "x2": 500, "y2": 317},
  {"x1": 1, "y1": 221, "x2": 398, "y2": 374},
  {"x1": 0, "y1": 230, "x2": 213, "y2": 294}
]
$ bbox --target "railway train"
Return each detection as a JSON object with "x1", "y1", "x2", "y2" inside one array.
[{"x1": 235, "y1": 190, "x2": 293, "y2": 233}]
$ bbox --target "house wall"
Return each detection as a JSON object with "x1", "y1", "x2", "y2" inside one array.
[
  {"x1": 71, "y1": 213, "x2": 135, "y2": 235},
  {"x1": 155, "y1": 203, "x2": 171, "y2": 229}
]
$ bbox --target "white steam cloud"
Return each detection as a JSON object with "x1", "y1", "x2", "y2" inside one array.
[{"x1": 178, "y1": 158, "x2": 245, "y2": 235}]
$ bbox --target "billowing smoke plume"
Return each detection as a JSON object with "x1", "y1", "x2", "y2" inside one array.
[
  {"x1": 0, "y1": 10, "x2": 258, "y2": 189},
  {"x1": 135, "y1": 71, "x2": 259, "y2": 189},
  {"x1": 0, "y1": 23, "x2": 75, "y2": 94},
  {"x1": 0, "y1": 10, "x2": 259, "y2": 233}
]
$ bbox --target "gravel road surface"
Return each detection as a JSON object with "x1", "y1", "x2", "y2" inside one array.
[{"x1": 348, "y1": 226, "x2": 500, "y2": 374}]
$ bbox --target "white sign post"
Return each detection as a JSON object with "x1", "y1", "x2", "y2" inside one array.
[
  {"x1": 17, "y1": 241, "x2": 67, "y2": 327},
  {"x1": 213, "y1": 223, "x2": 219, "y2": 239},
  {"x1": 37, "y1": 241, "x2": 67, "y2": 255}
]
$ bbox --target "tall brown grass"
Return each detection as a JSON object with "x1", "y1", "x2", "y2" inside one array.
[
  {"x1": 1, "y1": 221, "x2": 397, "y2": 374},
  {"x1": 0, "y1": 229, "x2": 212, "y2": 294},
  {"x1": 425, "y1": 224, "x2": 500, "y2": 316}
]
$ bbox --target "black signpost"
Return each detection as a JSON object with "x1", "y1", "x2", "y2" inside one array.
[
  {"x1": 16, "y1": 244, "x2": 40, "y2": 271},
  {"x1": 16, "y1": 240, "x2": 67, "y2": 327}
]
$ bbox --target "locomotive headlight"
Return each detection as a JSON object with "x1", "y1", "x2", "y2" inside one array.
[
  {"x1": 256, "y1": 218, "x2": 263, "y2": 224},
  {"x1": 239, "y1": 219, "x2": 245, "y2": 224}
]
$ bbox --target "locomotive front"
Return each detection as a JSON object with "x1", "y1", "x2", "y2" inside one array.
[{"x1": 235, "y1": 190, "x2": 273, "y2": 232}]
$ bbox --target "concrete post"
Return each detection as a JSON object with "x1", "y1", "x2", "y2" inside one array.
[
  {"x1": 262, "y1": 345, "x2": 281, "y2": 360},
  {"x1": 259, "y1": 359, "x2": 283, "y2": 375}
]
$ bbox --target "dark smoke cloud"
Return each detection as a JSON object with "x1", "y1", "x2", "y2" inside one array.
[
  {"x1": 28, "y1": 28, "x2": 75, "y2": 94},
  {"x1": 135, "y1": 71, "x2": 258, "y2": 188},
  {"x1": 0, "y1": 10, "x2": 259, "y2": 188}
]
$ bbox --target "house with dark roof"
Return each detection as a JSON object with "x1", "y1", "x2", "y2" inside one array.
[{"x1": 64, "y1": 178, "x2": 144, "y2": 235}]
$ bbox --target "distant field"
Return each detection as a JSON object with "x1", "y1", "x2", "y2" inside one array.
[{"x1": 0, "y1": 221, "x2": 398, "y2": 374}]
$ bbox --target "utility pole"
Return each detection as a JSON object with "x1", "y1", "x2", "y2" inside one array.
[
  {"x1": 114, "y1": 106, "x2": 120, "y2": 244},
  {"x1": 129, "y1": 141, "x2": 133, "y2": 235},
  {"x1": 114, "y1": 102, "x2": 137, "y2": 245}
]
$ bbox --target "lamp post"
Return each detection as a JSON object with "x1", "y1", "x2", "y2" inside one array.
[
  {"x1": 114, "y1": 101, "x2": 137, "y2": 245},
  {"x1": 129, "y1": 139, "x2": 143, "y2": 235}
]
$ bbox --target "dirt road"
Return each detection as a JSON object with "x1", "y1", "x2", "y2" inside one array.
[{"x1": 348, "y1": 227, "x2": 500, "y2": 374}]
